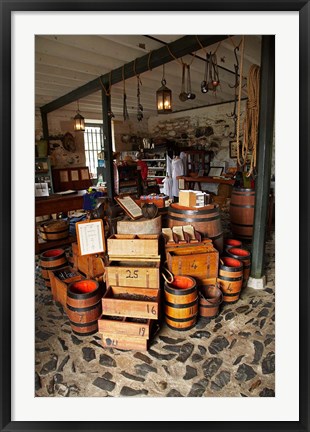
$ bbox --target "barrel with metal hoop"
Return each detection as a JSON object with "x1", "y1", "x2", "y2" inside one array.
[
  {"x1": 217, "y1": 257, "x2": 243, "y2": 303},
  {"x1": 167, "y1": 203, "x2": 223, "y2": 253},
  {"x1": 66, "y1": 279, "x2": 103, "y2": 336},
  {"x1": 163, "y1": 274, "x2": 198, "y2": 331},
  {"x1": 39, "y1": 248, "x2": 67, "y2": 288},
  {"x1": 229, "y1": 187, "x2": 255, "y2": 240}
]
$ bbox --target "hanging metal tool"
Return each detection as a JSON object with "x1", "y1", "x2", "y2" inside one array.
[
  {"x1": 201, "y1": 52, "x2": 220, "y2": 94},
  {"x1": 136, "y1": 75, "x2": 143, "y2": 121},
  {"x1": 122, "y1": 67, "x2": 129, "y2": 121},
  {"x1": 179, "y1": 62, "x2": 188, "y2": 101},
  {"x1": 186, "y1": 64, "x2": 196, "y2": 100}
]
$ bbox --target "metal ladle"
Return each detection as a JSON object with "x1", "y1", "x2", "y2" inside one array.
[{"x1": 179, "y1": 63, "x2": 188, "y2": 102}]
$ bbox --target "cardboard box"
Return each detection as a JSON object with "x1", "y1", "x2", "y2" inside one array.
[{"x1": 179, "y1": 190, "x2": 207, "y2": 207}]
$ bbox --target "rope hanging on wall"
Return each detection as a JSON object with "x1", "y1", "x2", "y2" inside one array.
[{"x1": 243, "y1": 64, "x2": 261, "y2": 177}]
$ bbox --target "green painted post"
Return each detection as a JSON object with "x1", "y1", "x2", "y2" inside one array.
[
  {"x1": 250, "y1": 36, "x2": 275, "y2": 279},
  {"x1": 101, "y1": 91, "x2": 115, "y2": 199}
]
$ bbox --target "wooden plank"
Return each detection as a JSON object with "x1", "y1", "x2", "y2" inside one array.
[
  {"x1": 107, "y1": 234, "x2": 159, "y2": 257},
  {"x1": 106, "y1": 261, "x2": 160, "y2": 289},
  {"x1": 98, "y1": 316, "x2": 152, "y2": 338},
  {"x1": 102, "y1": 286, "x2": 160, "y2": 319},
  {"x1": 40, "y1": 35, "x2": 228, "y2": 113},
  {"x1": 101, "y1": 332, "x2": 148, "y2": 351}
]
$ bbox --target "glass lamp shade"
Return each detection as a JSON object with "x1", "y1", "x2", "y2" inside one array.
[
  {"x1": 156, "y1": 81, "x2": 172, "y2": 114},
  {"x1": 74, "y1": 112, "x2": 85, "y2": 131}
]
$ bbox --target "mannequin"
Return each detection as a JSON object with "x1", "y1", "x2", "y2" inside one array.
[{"x1": 171, "y1": 152, "x2": 184, "y2": 201}]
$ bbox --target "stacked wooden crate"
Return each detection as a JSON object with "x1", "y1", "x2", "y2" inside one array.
[{"x1": 98, "y1": 234, "x2": 161, "y2": 350}]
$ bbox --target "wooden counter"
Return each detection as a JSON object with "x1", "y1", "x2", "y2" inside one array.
[
  {"x1": 35, "y1": 191, "x2": 85, "y2": 254},
  {"x1": 177, "y1": 176, "x2": 235, "y2": 191}
]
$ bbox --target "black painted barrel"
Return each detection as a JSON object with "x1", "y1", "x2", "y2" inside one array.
[{"x1": 167, "y1": 203, "x2": 223, "y2": 253}]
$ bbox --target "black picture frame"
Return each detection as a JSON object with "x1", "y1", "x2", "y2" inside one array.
[{"x1": 1, "y1": 2, "x2": 309, "y2": 432}]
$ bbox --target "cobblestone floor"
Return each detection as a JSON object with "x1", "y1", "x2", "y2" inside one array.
[{"x1": 35, "y1": 214, "x2": 275, "y2": 398}]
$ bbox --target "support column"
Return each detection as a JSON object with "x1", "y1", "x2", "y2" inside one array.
[
  {"x1": 40, "y1": 110, "x2": 49, "y2": 140},
  {"x1": 101, "y1": 90, "x2": 115, "y2": 199},
  {"x1": 248, "y1": 35, "x2": 275, "y2": 289}
]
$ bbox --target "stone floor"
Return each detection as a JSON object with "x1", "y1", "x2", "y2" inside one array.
[{"x1": 35, "y1": 214, "x2": 275, "y2": 398}]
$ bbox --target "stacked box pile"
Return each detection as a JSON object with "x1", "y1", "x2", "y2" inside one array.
[{"x1": 99, "y1": 234, "x2": 161, "y2": 351}]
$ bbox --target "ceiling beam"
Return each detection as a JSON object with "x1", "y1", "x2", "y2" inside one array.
[{"x1": 40, "y1": 34, "x2": 229, "y2": 114}]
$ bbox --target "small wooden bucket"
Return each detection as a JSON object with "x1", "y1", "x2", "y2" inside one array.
[
  {"x1": 39, "y1": 248, "x2": 67, "y2": 288},
  {"x1": 199, "y1": 284, "x2": 223, "y2": 318},
  {"x1": 164, "y1": 275, "x2": 198, "y2": 331},
  {"x1": 66, "y1": 280, "x2": 103, "y2": 336},
  {"x1": 224, "y1": 238, "x2": 243, "y2": 250},
  {"x1": 217, "y1": 257, "x2": 243, "y2": 303},
  {"x1": 226, "y1": 247, "x2": 251, "y2": 287},
  {"x1": 39, "y1": 219, "x2": 69, "y2": 241}
]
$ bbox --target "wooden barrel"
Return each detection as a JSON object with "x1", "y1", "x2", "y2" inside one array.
[
  {"x1": 40, "y1": 249, "x2": 67, "y2": 288},
  {"x1": 199, "y1": 284, "x2": 223, "y2": 318},
  {"x1": 66, "y1": 280, "x2": 103, "y2": 336},
  {"x1": 167, "y1": 203, "x2": 223, "y2": 253},
  {"x1": 224, "y1": 238, "x2": 243, "y2": 251},
  {"x1": 226, "y1": 247, "x2": 251, "y2": 287},
  {"x1": 39, "y1": 219, "x2": 69, "y2": 241},
  {"x1": 164, "y1": 276, "x2": 198, "y2": 331},
  {"x1": 230, "y1": 188, "x2": 255, "y2": 240},
  {"x1": 217, "y1": 257, "x2": 243, "y2": 303}
]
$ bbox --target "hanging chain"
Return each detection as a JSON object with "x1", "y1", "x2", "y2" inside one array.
[{"x1": 122, "y1": 66, "x2": 129, "y2": 121}]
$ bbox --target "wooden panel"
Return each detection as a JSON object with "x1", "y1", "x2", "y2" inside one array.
[
  {"x1": 102, "y1": 286, "x2": 160, "y2": 319},
  {"x1": 107, "y1": 234, "x2": 159, "y2": 259},
  {"x1": 105, "y1": 261, "x2": 160, "y2": 289},
  {"x1": 100, "y1": 332, "x2": 148, "y2": 351},
  {"x1": 98, "y1": 316, "x2": 152, "y2": 338},
  {"x1": 52, "y1": 166, "x2": 92, "y2": 192}
]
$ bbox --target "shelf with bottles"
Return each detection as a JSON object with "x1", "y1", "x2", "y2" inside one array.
[{"x1": 35, "y1": 157, "x2": 54, "y2": 194}]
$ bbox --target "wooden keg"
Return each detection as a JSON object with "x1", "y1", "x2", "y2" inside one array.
[
  {"x1": 226, "y1": 247, "x2": 251, "y2": 287},
  {"x1": 230, "y1": 188, "x2": 255, "y2": 240},
  {"x1": 39, "y1": 219, "x2": 69, "y2": 241},
  {"x1": 167, "y1": 203, "x2": 223, "y2": 253},
  {"x1": 217, "y1": 257, "x2": 243, "y2": 303},
  {"x1": 199, "y1": 284, "x2": 223, "y2": 318},
  {"x1": 39, "y1": 249, "x2": 67, "y2": 288},
  {"x1": 164, "y1": 276, "x2": 198, "y2": 331},
  {"x1": 224, "y1": 238, "x2": 243, "y2": 251},
  {"x1": 66, "y1": 280, "x2": 103, "y2": 336}
]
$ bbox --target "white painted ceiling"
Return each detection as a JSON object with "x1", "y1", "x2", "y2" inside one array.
[{"x1": 35, "y1": 34, "x2": 262, "y2": 120}]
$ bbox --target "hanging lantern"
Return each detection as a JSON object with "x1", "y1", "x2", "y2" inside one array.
[
  {"x1": 74, "y1": 101, "x2": 85, "y2": 131},
  {"x1": 156, "y1": 65, "x2": 172, "y2": 114}
]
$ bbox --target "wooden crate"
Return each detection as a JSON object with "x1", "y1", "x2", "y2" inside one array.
[
  {"x1": 166, "y1": 244, "x2": 219, "y2": 286},
  {"x1": 100, "y1": 332, "x2": 148, "y2": 351},
  {"x1": 102, "y1": 286, "x2": 160, "y2": 319},
  {"x1": 105, "y1": 261, "x2": 160, "y2": 289},
  {"x1": 98, "y1": 315, "x2": 152, "y2": 338},
  {"x1": 107, "y1": 234, "x2": 159, "y2": 259},
  {"x1": 49, "y1": 266, "x2": 84, "y2": 307},
  {"x1": 72, "y1": 242, "x2": 105, "y2": 279}
]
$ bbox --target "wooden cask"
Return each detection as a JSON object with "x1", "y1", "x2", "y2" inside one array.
[
  {"x1": 164, "y1": 276, "x2": 198, "y2": 331},
  {"x1": 66, "y1": 280, "x2": 103, "y2": 336},
  {"x1": 167, "y1": 203, "x2": 223, "y2": 253},
  {"x1": 39, "y1": 219, "x2": 69, "y2": 241},
  {"x1": 226, "y1": 247, "x2": 251, "y2": 287},
  {"x1": 39, "y1": 248, "x2": 67, "y2": 288},
  {"x1": 198, "y1": 284, "x2": 223, "y2": 318},
  {"x1": 217, "y1": 257, "x2": 243, "y2": 303},
  {"x1": 230, "y1": 188, "x2": 255, "y2": 240}
]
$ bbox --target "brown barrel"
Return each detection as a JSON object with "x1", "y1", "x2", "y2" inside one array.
[
  {"x1": 40, "y1": 248, "x2": 67, "y2": 288},
  {"x1": 230, "y1": 188, "x2": 255, "y2": 240},
  {"x1": 199, "y1": 284, "x2": 223, "y2": 318},
  {"x1": 164, "y1": 276, "x2": 198, "y2": 331},
  {"x1": 217, "y1": 257, "x2": 243, "y2": 303},
  {"x1": 66, "y1": 280, "x2": 103, "y2": 336},
  {"x1": 39, "y1": 219, "x2": 69, "y2": 241},
  {"x1": 167, "y1": 203, "x2": 223, "y2": 253},
  {"x1": 224, "y1": 238, "x2": 242, "y2": 250},
  {"x1": 226, "y1": 247, "x2": 251, "y2": 287}
]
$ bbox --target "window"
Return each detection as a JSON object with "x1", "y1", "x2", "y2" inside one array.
[{"x1": 84, "y1": 124, "x2": 105, "y2": 178}]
